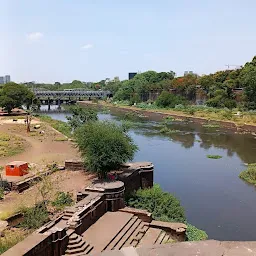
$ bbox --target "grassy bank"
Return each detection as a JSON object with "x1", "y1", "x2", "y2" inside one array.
[
  {"x1": 90, "y1": 101, "x2": 256, "y2": 128},
  {"x1": 38, "y1": 115, "x2": 72, "y2": 138}
]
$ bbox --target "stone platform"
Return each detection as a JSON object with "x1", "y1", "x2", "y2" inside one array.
[{"x1": 96, "y1": 240, "x2": 256, "y2": 256}]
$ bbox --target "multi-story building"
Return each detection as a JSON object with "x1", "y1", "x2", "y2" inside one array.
[
  {"x1": 129, "y1": 72, "x2": 137, "y2": 80},
  {"x1": 4, "y1": 75, "x2": 11, "y2": 83},
  {"x1": 0, "y1": 75, "x2": 11, "y2": 84}
]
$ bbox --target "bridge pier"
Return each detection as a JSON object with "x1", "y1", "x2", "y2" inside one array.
[
  {"x1": 48, "y1": 98, "x2": 51, "y2": 111},
  {"x1": 57, "y1": 98, "x2": 61, "y2": 109}
]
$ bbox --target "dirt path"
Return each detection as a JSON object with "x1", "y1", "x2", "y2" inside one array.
[
  {"x1": 0, "y1": 117, "x2": 78, "y2": 167},
  {"x1": 0, "y1": 117, "x2": 94, "y2": 217}
]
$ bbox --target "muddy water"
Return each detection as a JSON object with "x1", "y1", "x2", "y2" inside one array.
[{"x1": 43, "y1": 106, "x2": 256, "y2": 241}]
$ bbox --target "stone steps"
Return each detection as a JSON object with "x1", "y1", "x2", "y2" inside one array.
[
  {"x1": 104, "y1": 216, "x2": 139, "y2": 251},
  {"x1": 138, "y1": 228, "x2": 162, "y2": 247},
  {"x1": 155, "y1": 231, "x2": 166, "y2": 244},
  {"x1": 65, "y1": 233, "x2": 94, "y2": 255},
  {"x1": 114, "y1": 218, "x2": 142, "y2": 250},
  {"x1": 124, "y1": 222, "x2": 149, "y2": 248}
]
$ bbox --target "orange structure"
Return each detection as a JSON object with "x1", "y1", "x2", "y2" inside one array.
[{"x1": 5, "y1": 161, "x2": 29, "y2": 176}]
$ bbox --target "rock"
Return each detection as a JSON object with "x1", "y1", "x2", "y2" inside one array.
[{"x1": 34, "y1": 124, "x2": 41, "y2": 129}]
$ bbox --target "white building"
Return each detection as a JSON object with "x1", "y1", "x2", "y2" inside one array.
[{"x1": 0, "y1": 77, "x2": 4, "y2": 84}]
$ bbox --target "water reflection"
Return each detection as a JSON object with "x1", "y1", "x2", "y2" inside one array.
[{"x1": 41, "y1": 106, "x2": 256, "y2": 240}]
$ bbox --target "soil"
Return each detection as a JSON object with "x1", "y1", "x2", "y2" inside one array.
[{"x1": 0, "y1": 117, "x2": 94, "y2": 216}]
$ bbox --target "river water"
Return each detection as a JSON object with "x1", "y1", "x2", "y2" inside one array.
[{"x1": 42, "y1": 105, "x2": 256, "y2": 241}]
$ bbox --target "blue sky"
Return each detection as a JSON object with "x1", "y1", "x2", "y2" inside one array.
[{"x1": 1, "y1": 0, "x2": 256, "y2": 83}]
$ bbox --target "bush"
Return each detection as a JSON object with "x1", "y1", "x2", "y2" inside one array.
[
  {"x1": 239, "y1": 164, "x2": 256, "y2": 185},
  {"x1": 19, "y1": 203, "x2": 49, "y2": 229},
  {"x1": 155, "y1": 91, "x2": 186, "y2": 108},
  {"x1": 67, "y1": 105, "x2": 98, "y2": 130},
  {"x1": 75, "y1": 121, "x2": 138, "y2": 178},
  {"x1": 52, "y1": 192, "x2": 73, "y2": 210},
  {"x1": 126, "y1": 184, "x2": 185, "y2": 223},
  {"x1": 186, "y1": 224, "x2": 208, "y2": 241}
]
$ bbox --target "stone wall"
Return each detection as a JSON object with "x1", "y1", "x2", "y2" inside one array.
[{"x1": 2, "y1": 162, "x2": 154, "y2": 256}]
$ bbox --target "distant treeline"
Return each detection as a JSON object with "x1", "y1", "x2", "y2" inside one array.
[{"x1": 26, "y1": 56, "x2": 256, "y2": 110}]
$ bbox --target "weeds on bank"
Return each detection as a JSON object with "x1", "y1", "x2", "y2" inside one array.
[
  {"x1": 0, "y1": 229, "x2": 29, "y2": 254},
  {"x1": 207, "y1": 155, "x2": 222, "y2": 159},
  {"x1": 39, "y1": 115, "x2": 72, "y2": 137},
  {"x1": 239, "y1": 164, "x2": 256, "y2": 185}
]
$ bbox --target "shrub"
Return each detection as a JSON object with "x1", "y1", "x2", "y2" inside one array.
[
  {"x1": 186, "y1": 224, "x2": 208, "y2": 241},
  {"x1": 67, "y1": 105, "x2": 98, "y2": 130},
  {"x1": 52, "y1": 192, "x2": 73, "y2": 210},
  {"x1": 239, "y1": 164, "x2": 256, "y2": 185},
  {"x1": 75, "y1": 121, "x2": 138, "y2": 178},
  {"x1": 126, "y1": 184, "x2": 185, "y2": 223},
  {"x1": 19, "y1": 203, "x2": 49, "y2": 229},
  {"x1": 155, "y1": 91, "x2": 186, "y2": 108}
]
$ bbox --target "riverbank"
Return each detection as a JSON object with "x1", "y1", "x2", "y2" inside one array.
[
  {"x1": 0, "y1": 116, "x2": 93, "y2": 218},
  {"x1": 78, "y1": 101, "x2": 256, "y2": 133}
]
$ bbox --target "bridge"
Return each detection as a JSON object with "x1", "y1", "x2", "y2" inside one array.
[{"x1": 34, "y1": 90, "x2": 112, "y2": 110}]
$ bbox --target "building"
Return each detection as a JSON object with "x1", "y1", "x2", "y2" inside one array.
[
  {"x1": 129, "y1": 72, "x2": 137, "y2": 80},
  {"x1": 0, "y1": 75, "x2": 11, "y2": 84},
  {"x1": 184, "y1": 71, "x2": 194, "y2": 76},
  {"x1": 4, "y1": 75, "x2": 10, "y2": 83}
]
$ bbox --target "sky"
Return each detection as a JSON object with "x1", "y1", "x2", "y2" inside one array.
[{"x1": 1, "y1": 0, "x2": 256, "y2": 83}]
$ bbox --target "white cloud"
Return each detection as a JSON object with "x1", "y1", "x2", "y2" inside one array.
[
  {"x1": 81, "y1": 44, "x2": 93, "y2": 50},
  {"x1": 27, "y1": 32, "x2": 43, "y2": 42}
]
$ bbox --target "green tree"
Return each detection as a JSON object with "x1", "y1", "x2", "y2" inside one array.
[
  {"x1": 155, "y1": 91, "x2": 186, "y2": 108},
  {"x1": 0, "y1": 83, "x2": 36, "y2": 114},
  {"x1": 67, "y1": 105, "x2": 98, "y2": 130},
  {"x1": 75, "y1": 121, "x2": 138, "y2": 178}
]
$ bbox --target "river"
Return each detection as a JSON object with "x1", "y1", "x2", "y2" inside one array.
[{"x1": 42, "y1": 105, "x2": 256, "y2": 241}]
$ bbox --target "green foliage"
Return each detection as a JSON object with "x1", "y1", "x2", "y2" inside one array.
[
  {"x1": 186, "y1": 224, "x2": 208, "y2": 241},
  {"x1": 159, "y1": 126, "x2": 179, "y2": 134},
  {"x1": 75, "y1": 121, "x2": 138, "y2": 178},
  {"x1": 19, "y1": 203, "x2": 49, "y2": 229},
  {"x1": 126, "y1": 184, "x2": 186, "y2": 223},
  {"x1": 52, "y1": 192, "x2": 73, "y2": 210},
  {"x1": 155, "y1": 91, "x2": 186, "y2": 108},
  {"x1": 239, "y1": 164, "x2": 256, "y2": 185},
  {"x1": 0, "y1": 82, "x2": 36, "y2": 113},
  {"x1": 0, "y1": 187, "x2": 4, "y2": 200},
  {"x1": 207, "y1": 155, "x2": 222, "y2": 159},
  {"x1": 39, "y1": 115, "x2": 72, "y2": 137},
  {"x1": 67, "y1": 105, "x2": 98, "y2": 130}
]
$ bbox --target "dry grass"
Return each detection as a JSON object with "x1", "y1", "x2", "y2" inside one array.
[
  {"x1": 0, "y1": 133, "x2": 25, "y2": 158},
  {"x1": 0, "y1": 229, "x2": 30, "y2": 254}
]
